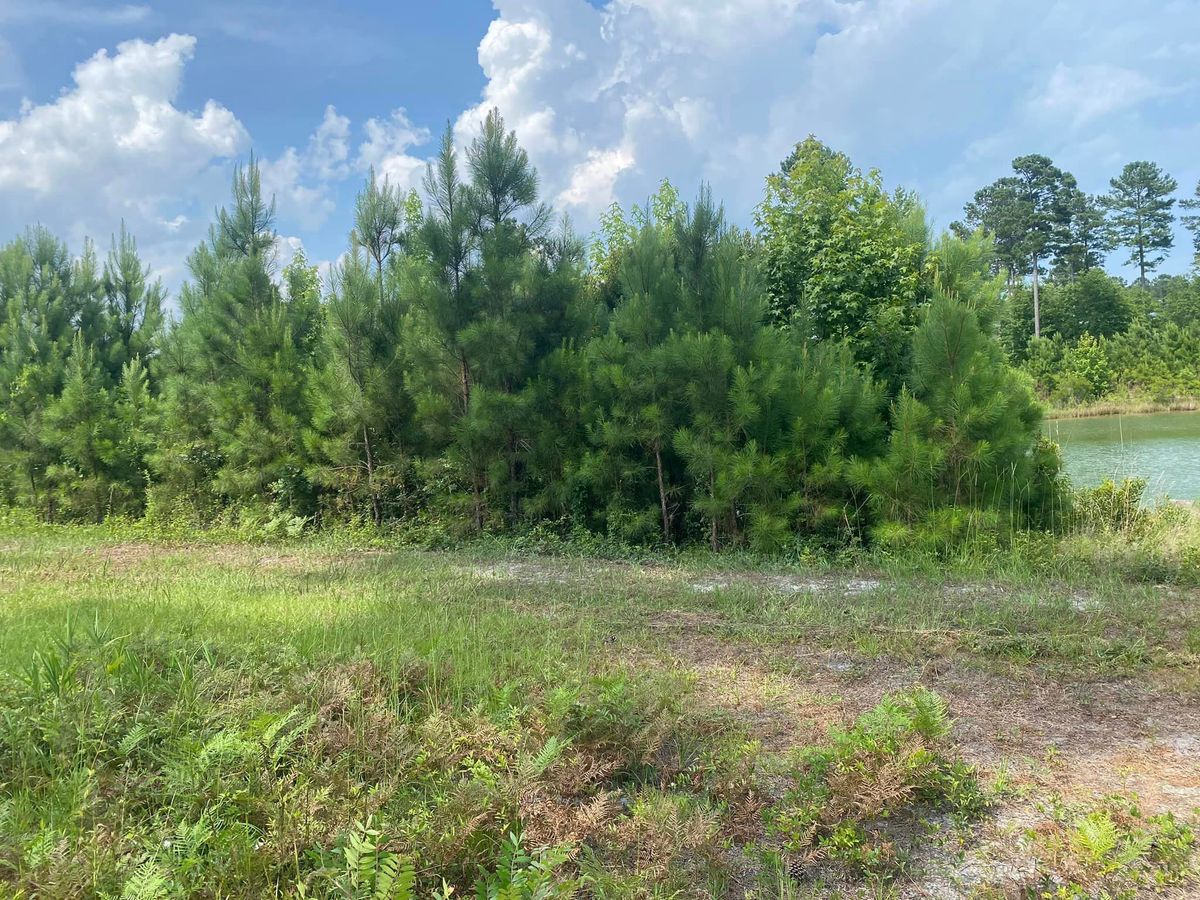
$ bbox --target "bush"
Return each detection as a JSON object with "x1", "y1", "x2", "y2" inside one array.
[{"x1": 767, "y1": 688, "x2": 987, "y2": 881}]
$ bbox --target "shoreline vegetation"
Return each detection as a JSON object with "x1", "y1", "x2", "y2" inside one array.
[{"x1": 1045, "y1": 396, "x2": 1200, "y2": 420}]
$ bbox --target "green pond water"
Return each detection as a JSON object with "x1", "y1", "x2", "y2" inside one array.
[{"x1": 1044, "y1": 410, "x2": 1200, "y2": 500}]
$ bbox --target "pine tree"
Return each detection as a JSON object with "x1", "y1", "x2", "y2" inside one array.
[
  {"x1": 98, "y1": 224, "x2": 165, "y2": 381},
  {"x1": 0, "y1": 230, "x2": 92, "y2": 515},
  {"x1": 155, "y1": 158, "x2": 320, "y2": 518},
  {"x1": 1180, "y1": 179, "x2": 1200, "y2": 269},
  {"x1": 1052, "y1": 190, "x2": 1112, "y2": 280},
  {"x1": 578, "y1": 186, "x2": 884, "y2": 549},
  {"x1": 42, "y1": 334, "x2": 155, "y2": 521},
  {"x1": 406, "y1": 110, "x2": 583, "y2": 530},
  {"x1": 853, "y1": 233, "x2": 1055, "y2": 534},
  {"x1": 1105, "y1": 161, "x2": 1178, "y2": 284},
  {"x1": 307, "y1": 232, "x2": 412, "y2": 524},
  {"x1": 963, "y1": 155, "x2": 1076, "y2": 338}
]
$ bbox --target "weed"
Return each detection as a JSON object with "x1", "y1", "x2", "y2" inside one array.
[
  {"x1": 768, "y1": 688, "x2": 988, "y2": 882},
  {"x1": 1013, "y1": 794, "x2": 1197, "y2": 898}
]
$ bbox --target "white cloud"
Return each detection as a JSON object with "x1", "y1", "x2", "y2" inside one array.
[
  {"x1": 557, "y1": 144, "x2": 635, "y2": 212},
  {"x1": 260, "y1": 147, "x2": 335, "y2": 230},
  {"x1": 450, "y1": 0, "x2": 1200, "y2": 276},
  {"x1": 309, "y1": 105, "x2": 350, "y2": 180},
  {"x1": 0, "y1": 2, "x2": 151, "y2": 26},
  {"x1": 0, "y1": 34, "x2": 246, "y2": 282},
  {"x1": 356, "y1": 108, "x2": 431, "y2": 191},
  {"x1": 1031, "y1": 64, "x2": 1163, "y2": 129},
  {"x1": 260, "y1": 106, "x2": 354, "y2": 230}
]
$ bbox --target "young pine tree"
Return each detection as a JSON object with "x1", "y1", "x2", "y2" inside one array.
[
  {"x1": 853, "y1": 233, "x2": 1057, "y2": 537},
  {"x1": 406, "y1": 110, "x2": 582, "y2": 531},
  {"x1": 155, "y1": 158, "x2": 321, "y2": 519},
  {"x1": 579, "y1": 186, "x2": 885, "y2": 550},
  {"x1": 42, "y1": 335, "x2": 153, "y2": 521}
]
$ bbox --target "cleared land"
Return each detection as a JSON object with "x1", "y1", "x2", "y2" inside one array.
[{"x1": 0, "y1": 529, "x2": 1197, "y2": 898}]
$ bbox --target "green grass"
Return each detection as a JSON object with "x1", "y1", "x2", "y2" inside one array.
[{"x1": 0, "y1": 524, "x2": 1197, "y2": 897}]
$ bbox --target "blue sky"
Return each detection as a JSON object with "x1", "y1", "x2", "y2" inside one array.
[{"x1": 1, "y1": 0, "x2": 1198, "y2": 292}]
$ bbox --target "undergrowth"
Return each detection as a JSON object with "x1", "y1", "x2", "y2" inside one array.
[
  {"x1": 0, "y1": 627, "x2": 757, "y2": 897},
  {"x1": 766, "y1": 688, "x2": 988, "y2": 884},
  {"x1": 4, "y1": 478, "x2": 1198, "y2": 588},
  {"x1": 1017, "y1": 794, "x2": 1197, "y2": 898}
]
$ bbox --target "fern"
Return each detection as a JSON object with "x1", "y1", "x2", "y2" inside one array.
[
  {"x1": 23, "y1": 828, "x2": 59, "y2": 870},
  {"x1": 518, "y1": 735, "x2": 570, "y2": 781},
  {"x1": 121, "y1": 861, "x2": 173, "y2": 900},
  {"x1": 904, "y1": 687, "x2": 951, "y2": 741},
  {"x1": 337, "y1": 819, "x2": 415, "y2": 900},
  {"x1": 259, "y1": 708, "x2": 318, "y2": 766},
  {"x1": 1072, "y1": 811, "x2": 1120, "y2": 863},
  {"x1": 119, "y1": 722, "x2": 152, "y2": 758},
  {"x1": 474, "y1": 831, "x2": 578, "y2": 900}
]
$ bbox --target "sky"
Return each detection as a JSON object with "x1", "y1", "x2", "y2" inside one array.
[{"x1": 0, "y1": 0, "x2": 1198, "y2": 294}]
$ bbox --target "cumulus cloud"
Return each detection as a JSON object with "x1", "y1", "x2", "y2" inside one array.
[
  {"x1": 5, "y1": 0, "x2": 1200, "y2": 288},
  {"x1": 261, "y1": 106, "x2": 355, "y2": 230},
  {"x1": 0, "y1": 33, "x2": 246, "y2": 282},
  {"x1": 451, "y1": 0, "x2": 1200, "y2": 252},
  {"x1": 355, "y1": 108, "x2": 431, "y2": 191}
]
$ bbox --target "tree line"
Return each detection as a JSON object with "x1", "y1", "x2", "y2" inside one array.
[
  {"x1": 20, "y1": 113, "x2": 1187, "y2": 549},
  {"x1": 956, "y1": 153, "x2": 1200, "y2": 407}
]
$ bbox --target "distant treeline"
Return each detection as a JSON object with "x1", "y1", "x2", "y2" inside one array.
[
  {"x1": 11, "y1": 113, "x2": 1198, "y2": 549},
  {"x1": 955, "y1": 152, "x2": 1200, "y2": 407}
]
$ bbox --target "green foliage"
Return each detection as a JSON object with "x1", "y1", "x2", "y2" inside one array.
[
  {"x1": 405, "y1": 111, "x2": 589, "y2": 531},
  {"x1": 1070, "y1": 478, "x2": 1148, "y2": 534},
  {"x1": 573, "y1": 185, "x2": 885, "y2": 549},
  {"x1": 852, "y1": 249, "x2": 1057, "y2": 533},
  {"x1": 473, "y1": 831, "x2": 579, "y2": 899},
  {"x1": 1052, "y1": 189, "x2": 1113, "y2": 279},
  {"x1": 1, "y1": 128, "x2": 1068, "y2": 551},
  {"x1": 962, "y1": 154, "x2": 1076, "y2": 281},
  {"x1": 328, "y1": 819, "x2": 416, "y2": 900},
  {"x1": 1046, "y1": 269, "x2": 1131, "y2": 341},
  {"x1": 768, "y1": 688, "x2": 986, "y2": 880},
  {"x1": 1182, "y1": 178, "x2": 1200, "y2": 269},
  {"x1": 0, "y1": 619, "x2": 754, "y2": 898},
  {"x1": 1105, "y1": 160, "x2": 1178, "y2": 283},
  {"x1": 0, "y1": 226, "x2": 161, "y2": 520},
  {"x1": 152, "y1": 158, "x2": 322, "y2": 521},
  {"x1": 1026, "y1": 794, "x2": 1196, "y2": 897},
  {"x1": 1056, "y1": 333, "x2": 1110, "y2": 403},
  {"x1": 306, "y1": 171, "x2": 417, "y2": 525},
  {"x1": 758, "y1": 136, "x2": 928, "y2": 387}
]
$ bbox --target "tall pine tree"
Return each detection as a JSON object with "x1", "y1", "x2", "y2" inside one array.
[{"x1": 1105, "y1": 161, "x2": 1178, "y2": 284}]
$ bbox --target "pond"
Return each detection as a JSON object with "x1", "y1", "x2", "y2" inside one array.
[{"x1": 1044, "y1": 410, "x2": 1200, "y2": 501}]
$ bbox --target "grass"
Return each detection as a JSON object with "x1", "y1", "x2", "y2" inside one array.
[
  {"x1": 0, "y1": 521, "x2": 1197, "y2": 897},
  {"x1": 1044, "y1": 396, "x2": 1200, "y2": 419}
]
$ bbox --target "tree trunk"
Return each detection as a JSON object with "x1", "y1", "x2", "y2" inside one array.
[
  {"x1": 654, "y1": 441, "x2": 671, "y2": 544},
  {"x1": 1137, "y1": 215, "x2": 1146, "y2": 285},
  {"x1": 459, "y1": 352, "x2": 472, "y2": 413},
  {"x1": 1031, "y1": 253, "x2": 1041, "y2": 339},
  {"x1": 362, "y1": 424, "x2": 381, "y2": 526},
  {"x1": 472, "y1": 472, "x2": 485, "y2": 533},
  {"x1": 709, "y1": 472, "x2": 719, "y2": 552}
]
